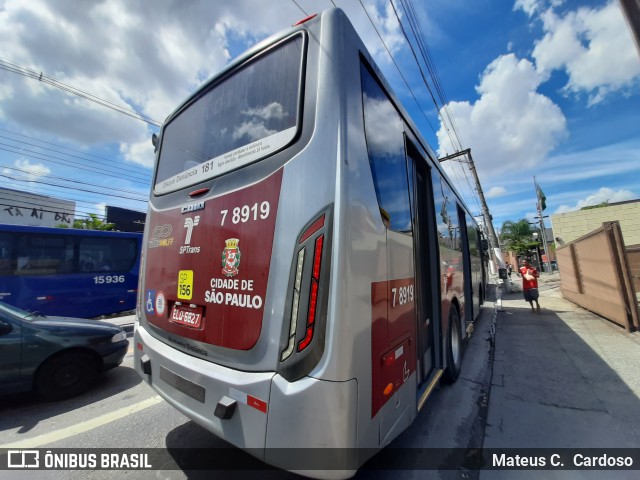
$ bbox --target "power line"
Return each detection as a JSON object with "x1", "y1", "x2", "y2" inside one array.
[
  {"x1": 291, "y1": 0, "x2": 307, "y2": 16},
  {"x1": 0, "y1": 165, "x2": 148, "y2": 200},
  {"x1": 390, "y1": 0, "x2": 481, "y2": 213},
  {"x1": 0, "y1": 178, "x2": 142, "y2": 206},
  {"x1": 400, "y1": 0, "x2": 462, "y2": 145},
  {"x1": 356, "y1": 0, "x2": 440, "y2": 141},
  {"x1": 0, "y1": 128, "x2": 152, "y2": 177},
  {"x1": 0, "y1": 58, "x2": 162, "y2": 127},
  {"x1": 0, "y1": 173, "x2": 149, "y2": 204},
  {"x1": 0, "y1": 144, "x2": 150, "y2": 185},
  {"x1": 0, "y1": 186, "x2": 147, "y2": 214}
]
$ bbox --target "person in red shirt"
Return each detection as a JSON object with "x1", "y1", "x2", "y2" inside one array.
[{"x1": 518, "y1": 258, "x2": 541, "y2": 312}]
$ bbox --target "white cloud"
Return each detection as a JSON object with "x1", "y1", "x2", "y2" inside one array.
[
  {"x1": 532, "y1": 1, "x2": 640, "y2": 105},
  {"x1": 358, "y1": 0, "x2": 405, "y2": 60},
  {"x1": 486, "y1": 186, "x2": 507, "y2": 198},
  {"x1": 2, "y1": 158, "x2": 51, "y2": 180},
  {"x1": 232, "y1": 121, "x2": 276, "y2": 142},
  {"x1": 554, "y1": 187, "x2": 638, "y2": 213},
  {"x1": 0, "y1": 0, "x2": 305, "y2": 151},
  {"x1": 514, "y1": 0, "x2": 563, "y2": 17},
  {"x1": 16, "y1": 158, "x2": 51, "y2": 178},
  {"x1": 437, "y1": 53, "x2": 567, "y2": 176},
  {"x1": 362, "y1": 93, "x2": 404, "y2": 158},
  {"x1": 120, "y1": 140, "x2": 156, "y2": 169},
  {"x1": 243, "y1": 102, "x2": 287, "y2": 121}
]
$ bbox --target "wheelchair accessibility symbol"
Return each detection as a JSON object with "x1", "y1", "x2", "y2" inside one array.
[{"x1": 146, "y1": 290, "x2": 156, "y2": 314}]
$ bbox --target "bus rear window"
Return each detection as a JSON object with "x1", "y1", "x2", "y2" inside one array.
[{"x1": 155, "y1": 34, "x2": 305, "y2": 194}]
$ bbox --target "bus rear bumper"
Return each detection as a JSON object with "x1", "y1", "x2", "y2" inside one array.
[
  {"x1": 135, "y1": 326, "x2": 360, "y2": 477},
  {"x1": 134, "y1": 326, "x2": 274, "y2": 454}
]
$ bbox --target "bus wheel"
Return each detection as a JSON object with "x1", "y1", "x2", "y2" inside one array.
[
  {"x1": 442, "y1": 307, "x2": 462, "y2": 384},
  {"x1": 35, "y1": 352, "x2": 98, "y2": 401}
]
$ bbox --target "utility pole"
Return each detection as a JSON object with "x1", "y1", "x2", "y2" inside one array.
[{"x1": 438, "y1": 149, "x2": 507, "y2": 277}]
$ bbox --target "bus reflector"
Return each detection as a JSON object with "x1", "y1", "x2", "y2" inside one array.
[
  {"x1": 384, "y1": 383, "x2": 394, "y2": 396},
  {"x1": 300, "y1": 215, "x2": 325, "y2": 244},
  {"x1": 293, "y1": 14, "x2": 317, "y2": 27}
]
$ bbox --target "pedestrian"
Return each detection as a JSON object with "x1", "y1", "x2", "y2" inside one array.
[
  {"x1": 518, "y1": 258, "x2": 541, "y2": 313},
  {"x1": 507, "y1": 263, "x2": 512, "y2": 278}
]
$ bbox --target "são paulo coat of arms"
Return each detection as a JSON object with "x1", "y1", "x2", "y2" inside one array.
[{"x1": 221, "y1": 238, "x2": 241, "y2": 277}]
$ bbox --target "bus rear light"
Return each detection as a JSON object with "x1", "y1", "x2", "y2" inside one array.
[
  {"x1": 298, "y1": 325, "x2": 314, "y2": 351},
  {"x1": 312, "y1": 235, "x2": 323, "y2": 279},
  {"x1": 298, "y1": 281, "x2": 318, "y2": 352},
  {"x1": 281, "y1": 248, "x2": 305, "y2": 361},
  {"x1": 297, "y1": 234, "x2": 323, "y2": 353},
  {"x1": 278, "y1": 208, "x2": 331, "y2": 380}
]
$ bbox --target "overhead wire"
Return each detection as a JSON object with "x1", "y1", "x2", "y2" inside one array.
[
  {"x1": 0, "y1": 144, "x2": 150, "y2": 184},
  {"x1": 390, "y1": 0, "x2": 482, "y2": 214},
  {"x1": 356, "y1": 0, "x2": 440, "y2": 141},
  {"x1": 0, "y1": 58, "x2": 162, "y2": 127},
  {"x1": 291, "y1": 0, "x2": 308, "y2": 16},
  {"x1": 0, "y1": 165, "x2": 148, "y2": 200},
  {"x1": 0, "y1": 187, "x2": 146, "y2": 216},
  {"x1": 400, "y1": 0, "x2": 480, "y2": 215},
  {"x1": 0, "y1": 128, "x2": 152, "y2": 177},
  {"x1": 0, "y1": 172, "x2": 148, "y2": 204}
]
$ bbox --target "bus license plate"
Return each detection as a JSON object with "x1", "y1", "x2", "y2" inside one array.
[{"x1": 169, "y1": 304, "x2": 203, "y2": 329}]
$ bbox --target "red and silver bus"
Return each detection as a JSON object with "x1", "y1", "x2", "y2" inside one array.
[{"x1": 135, "y1": 8, "x2": 487, "y2": 477}]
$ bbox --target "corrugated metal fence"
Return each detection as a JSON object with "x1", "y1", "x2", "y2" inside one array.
[{"x1": 556, "y1": 221, "x2": 640, "y2": 332}]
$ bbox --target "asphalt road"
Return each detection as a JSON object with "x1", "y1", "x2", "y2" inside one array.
[
  {"x1": 2, "y1": 274, "x2": 638, "y2": 479},
  {"x1": 0, "y1": 296, "x2": 497, "y2": 480}
]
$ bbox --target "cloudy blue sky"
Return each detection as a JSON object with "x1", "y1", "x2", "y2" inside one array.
[{"x1": 0, "y1": 0, "x2": 638, "y2": 231}]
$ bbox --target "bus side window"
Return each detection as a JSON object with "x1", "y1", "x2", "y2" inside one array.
[
  {"x1": 15, "y1": 234, "x2": 70, "y2": 275},
  {"x1": 0, "y1": 233, "x2": 14, "y2": 275},
  {"x1": 361, "y1": 61, "x2": 412, "y2": 233}
]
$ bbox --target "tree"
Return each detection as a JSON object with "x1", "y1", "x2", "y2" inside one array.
[
  {"x1": 58, "y1": 214, "x2": 115, "y2": 231},
  {"x1": 500, "y1": 219, "x2": 539, "y2": 257}
]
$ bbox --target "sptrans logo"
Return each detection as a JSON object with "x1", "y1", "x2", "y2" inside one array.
[
  {"x1": 180, "y1": 216, "x2": 200, "y2": 254},
  {"x1": 221, "y1": 238, "x2": 241, "y2": 277}
]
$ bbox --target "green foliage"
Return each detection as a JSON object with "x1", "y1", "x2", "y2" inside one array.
[
  {"x1": 580, "y1": 202, "x2": 608, "y2": 210},
  {"x1": 68, "y1": 214, "x2": 115, "y2": 231},
  {"x1": 500, "y1": 219, "x2": 539, "y2": 256}
]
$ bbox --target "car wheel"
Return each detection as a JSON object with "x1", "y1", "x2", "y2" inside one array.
[
  {"x1": 442, "y1": 307, "x2": 462, "y2": 384},
  {"x1": 35, "y1": 352, "x2": 99, "y2": 401}
]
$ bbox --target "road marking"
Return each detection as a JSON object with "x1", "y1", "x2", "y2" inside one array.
[{"x1": 0, "y1": 395, "x2": 163, "y2": 449}]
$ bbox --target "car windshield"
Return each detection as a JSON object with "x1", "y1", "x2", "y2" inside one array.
[{"x1": 0, "y1": 302, "x2": 43, "y2": 321}]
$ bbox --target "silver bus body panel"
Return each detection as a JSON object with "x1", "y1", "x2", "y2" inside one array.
[{"x1": 134, "y1": 6, "x2": 486, "y2": 472}]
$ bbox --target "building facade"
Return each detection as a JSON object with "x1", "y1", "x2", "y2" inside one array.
[{"x1": 551, "y1": 199, "x2": 640, "y2": 247}]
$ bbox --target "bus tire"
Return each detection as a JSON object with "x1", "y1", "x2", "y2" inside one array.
[
  {"x1": 442, "y1": 307, "x2": 462, "y2": 384},
  {"x1": 35, "y1": 352, "x2": 98, "y2": 401}
]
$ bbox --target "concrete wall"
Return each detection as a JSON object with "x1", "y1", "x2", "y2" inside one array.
[
  {"x1": 557, "y1": 222, "x2": 639, "y2": 331},
  {"x1": 551, "y1": 200, "x2": 640, "y2": 247}
]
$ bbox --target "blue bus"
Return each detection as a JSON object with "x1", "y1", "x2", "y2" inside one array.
[{"x1": 0, "y1": 224, "x2": 142, "y2": 318}]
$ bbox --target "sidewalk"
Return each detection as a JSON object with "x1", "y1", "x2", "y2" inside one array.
[{"x1": 484, "y1": 272, "x2": 640, "y2": 454}]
